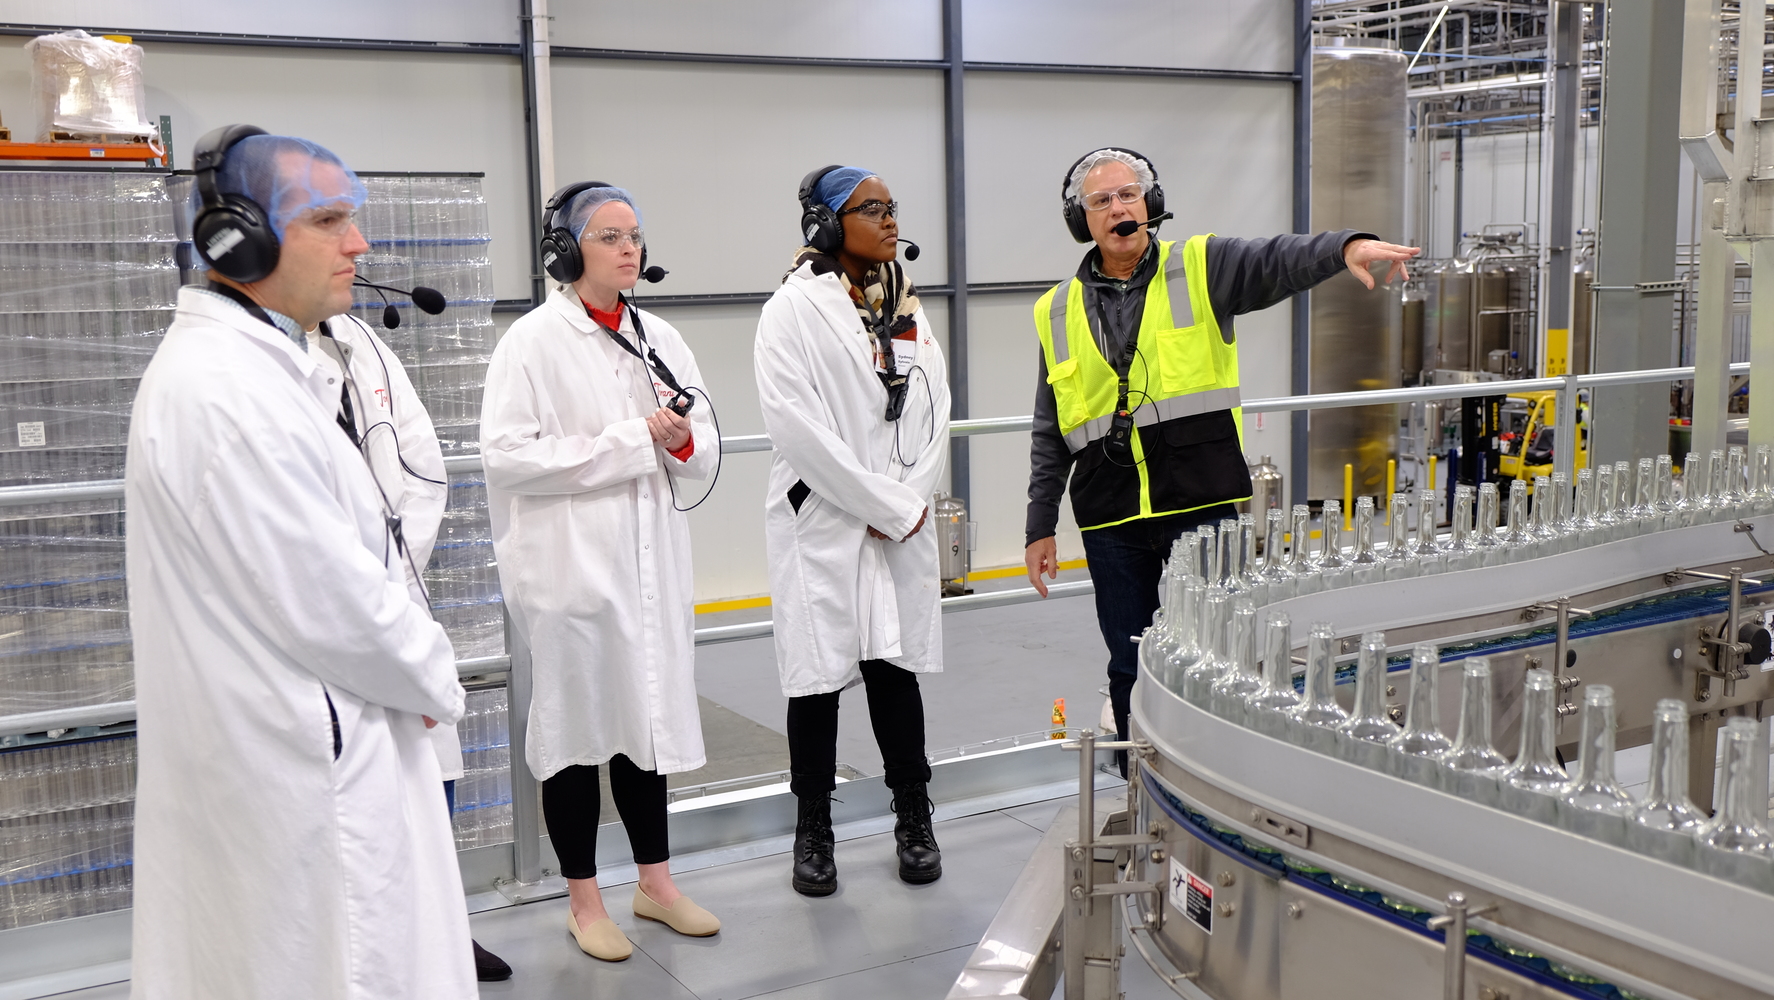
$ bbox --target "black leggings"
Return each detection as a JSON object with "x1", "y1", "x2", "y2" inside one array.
[
  {"x1": 786, "y1": 659, "x2": 932, "y2": 797},
  {"x1": 540, "y1": 754, "x2": 669, "y2": 880}
]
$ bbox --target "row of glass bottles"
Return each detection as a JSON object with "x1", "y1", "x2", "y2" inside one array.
[
  {"x1": 0, "y1": 736, "x2": 135, "y2": 820},
  {"x1": 1140, "y1": 448, "x2": 1774, "y2": 613},
  {"x1": 452, "y1": 687, "x2": 513, "y2": 850},
  {"x1": 1141, "y1": 579, "x2": 1774, "y2": 891}
]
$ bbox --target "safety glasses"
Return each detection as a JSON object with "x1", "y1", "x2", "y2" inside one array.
[
  {"x1": 588, "y1": 227, "x2": 645, "y2": 249},
  {"x1": 838, "y1": 200, "x2": 898, "y2": 223},
  {"x1": 1080, "y1": 183, "x2": 1146, "y2": 212}
]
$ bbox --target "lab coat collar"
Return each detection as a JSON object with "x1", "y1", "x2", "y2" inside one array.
[
  {"x1": 783, "y1": 262, "x2": 874, "y2": 368},
  {"x1": 546, "y1": 285, "x2": 634, "y2": 336},
  {"x1": 175, "y1": 285, "x2": 320, "y2": 380}
]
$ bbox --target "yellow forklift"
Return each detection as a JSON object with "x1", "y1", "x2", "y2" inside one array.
[{"x1": 1496, "y1": 389, "x2": 1588, "y2": 487}]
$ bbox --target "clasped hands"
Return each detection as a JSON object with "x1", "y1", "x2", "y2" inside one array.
[{"x1": 868, "y1": 505, "x2": 929, "y2": 542}]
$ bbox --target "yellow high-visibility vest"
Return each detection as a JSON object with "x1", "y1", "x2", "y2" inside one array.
[{"x1": 1033, "y1": 235, "x2": 1249, "y2": 529}]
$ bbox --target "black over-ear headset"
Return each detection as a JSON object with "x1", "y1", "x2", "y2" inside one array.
[
  {"x1": 1060, "y1": 147, "x2": 1165, "y2": 244},
  {"x1": 539, "y1": 181, "x2": 656, "y2": 284},
  {"x1": 797, "y1": 164, "x2": 849, "y2": 254},
  {"x1": 193, "y1": 124, "x2": 281, "y2": 283}
]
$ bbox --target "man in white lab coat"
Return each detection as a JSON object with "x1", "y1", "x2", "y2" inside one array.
[
  {"x1": 124, "y1": 127, "x2": 474, "y2": 1000},
  {"x1": 756, "y1": 166, "x2": 950, "y2": 897}
]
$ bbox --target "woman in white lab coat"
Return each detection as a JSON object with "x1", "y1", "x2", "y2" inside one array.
[
  {"x1": 481, "y1": 183, "x2": 720, "y2": 962},
  {"x1": 755, "y1": 166, "x2": 950, "y2": 897}
]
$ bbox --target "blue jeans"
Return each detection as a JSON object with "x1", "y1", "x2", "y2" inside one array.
[{"x1": 1080, "y1": 505, "x2": 1236, "y2": 745}]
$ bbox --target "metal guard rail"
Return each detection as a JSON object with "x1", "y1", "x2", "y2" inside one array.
[{"x1": 0, "y1": 362, "x2": 1739, "y2": 739}]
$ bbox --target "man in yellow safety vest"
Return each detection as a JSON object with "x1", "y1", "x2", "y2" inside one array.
[{"x1": 1023, "y1": 147, "x2": 1417, "y2": 754}]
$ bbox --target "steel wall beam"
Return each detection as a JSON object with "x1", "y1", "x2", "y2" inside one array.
[
  {"x1": 943, "y1": 0, "x2": 971, "y2": 507},
  {"x1": 1543, "y1": 1, "x2": 1583, "y2": 382},
  {"x1": 1592, "y1": 0, "x2": 1686, "y2": 465},
  {"x1": 1291, "y1": 0, "x2": 1312, "y2": 507}
]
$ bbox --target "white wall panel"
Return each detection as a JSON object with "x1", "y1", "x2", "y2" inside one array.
[
  {"x1": 0, "y1": 38, "x2": 533, "y2": 300},
  {"x1": 964, "y1": 0, "x2": 1291, "y2": 73},
  {"x1": 962, "y1": 72, "x2": 1296, "y2": 283},
  {"x1": 550, "y1": 0, "x2": 942, "y2": 60},
  {"x1": 550, "y1": 60, "x2": 949, "y2": 296},
  {"x1": 6, "y1": 1, "x2": 519, "y2": 44}
]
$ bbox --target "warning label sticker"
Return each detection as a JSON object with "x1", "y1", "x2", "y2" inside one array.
[
  {"x1": 16, "y1": 422, "x2": 45, "y2": 448},
  {"x1": 1168, "y1": 858, "x2": 1213, "y2": 935}
]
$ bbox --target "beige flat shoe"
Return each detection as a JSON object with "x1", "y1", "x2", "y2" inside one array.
[
  {"x1": 568, "y1": 909, "x2": 632, "y2": 961},
  {"x1": 632, "y1": 887, "x2": 721, "y2": 937}
]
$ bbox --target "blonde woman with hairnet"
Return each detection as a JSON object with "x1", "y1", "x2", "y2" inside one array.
[
  {"x1": 480, "y1": 182, "x2": 720, "y2": 962},
  {"x1": 755, "y1": 165, "x2": 950, "y2": 897}
]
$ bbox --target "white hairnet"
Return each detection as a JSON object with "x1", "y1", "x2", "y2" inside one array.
[
  {"x1": 560, "y1": 185, "x2": 643, "y2": 240},
  {"x1": 206, "y1": 134, "x2": 366, "y2": 240},
  {"x1": 1065, "y1": 149, "x2": 1156, "y2": 202}
]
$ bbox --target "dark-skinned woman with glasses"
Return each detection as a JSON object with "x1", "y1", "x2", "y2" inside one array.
[
  {"x1": 481, "y1": 184, "x2": 721, "y2": 961},
  {"x1": 754, "y1": 166, "x2": 951, "y2": 897}
]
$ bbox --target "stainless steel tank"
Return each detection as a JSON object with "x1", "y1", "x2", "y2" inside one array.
[
  {"x1": 1426, "y1": 266, "x2": 1473, "y2": 371},
  {"x1": 1309, "y1": 41, "x2": 1405, "y2": 500},
  {"x1": 934, "y1": 493, "x2": 972, "y2": 596},
  {"x1": 1240, "y1": 455, "x2": 1284, "y2": 522},
  {"x1": 1401, "y1": 286, "x2": 1425, "y2": 382}
]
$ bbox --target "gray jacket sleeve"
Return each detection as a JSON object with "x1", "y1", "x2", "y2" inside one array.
[
  {"x1": 1204, "y1": 229, "x2": 1373, "y2": 339},
  {"x1": 1026, "y1": 348, "x2": 1071, "y2": 546}
]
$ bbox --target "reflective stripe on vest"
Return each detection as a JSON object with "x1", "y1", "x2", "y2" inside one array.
[{"x1": 1034, "y1": 235, "x2": 1240, "y2": 453}]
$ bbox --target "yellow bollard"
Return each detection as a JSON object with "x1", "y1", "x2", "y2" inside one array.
[
  {"x1": 1050, "y1": 698, "x2": 1067, "y2": 739},
  {"x1": 1343, "y1": 464, "x2": 1354, "y2": 531},
  {"x1": 1428, "y1": 454, "x2": 1438, "y2": 497},
  {"x1": 1385, "y1": 460, "x2": 1397, "y2": 522}
]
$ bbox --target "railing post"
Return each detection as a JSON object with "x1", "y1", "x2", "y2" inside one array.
[
  {"x1": 504, "y1": 609, "x2": 544, "y2": 886},
  {"x1": 1554, "y1": 373, "x2": 1578, "y2": 484}
]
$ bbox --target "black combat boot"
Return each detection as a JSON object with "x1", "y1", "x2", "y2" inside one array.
[
  {"x1": 889, "y1": 782, "x2": 942, "y2": 884},
  {"x1": 791, "y1": 792, "x2": 837, "y2": 896}
]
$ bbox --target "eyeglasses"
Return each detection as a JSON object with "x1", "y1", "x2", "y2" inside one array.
[
  {"x1": 587, "y1": 227, "x2": 645, "y2": 249},
  {"x1": 1080, "y1": 183, "x2": 1147, "y2": 212},
  {"x1": 838, "y1": 200, "x2": 898, "y2": 223},
  {"x1": 291, "y1": 204, "x2": 360, "y2": 238}
]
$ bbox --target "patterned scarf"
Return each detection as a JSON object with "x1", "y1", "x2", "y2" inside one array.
[{"x1": 787, "y1": 247, "x2": 921, "y2": 342}]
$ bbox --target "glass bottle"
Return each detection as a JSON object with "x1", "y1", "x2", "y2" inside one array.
[
  {"x1": 1287, "y1": 504, "x2": 1322, "y2": 596},
  {"x1": 1288, "y1": 622, "x2": 1348, "y2": 755},
  {"x1": 1726, "y1": 444, "x2": 1750, "y2": 516},
  {"x1": 1626, "y1": 699, "x2": 1704, "y2": 865},
  {"x1": 1529, "y1": 474, "x2": 1558, "y2": 555},
  {"x1": 1679, "y1": 451, "x2": 1707, "y2": 526},
  {"x1": 1209, "y1": 599, "x2": 1261, "y2": 724},
  {"x1": 1695, "y1": 718, "x2": 1774, "y2": 887},
  {"x1": 1338, "y1": 631, "x2": 1399, "y2": 770},
  {"x1": 1438, "y1": 656, "x2": 1510, "y2": 804},
  {"x1": 1352, "y1": 497, "x2": 1385, "y2": 586},
  {"x1": 1557, "y1": 685, "x2": 1635, "y2": 844},
  {"x1": 1216, "y1": 517, "x2": 1246, "y2": 597},
  {"x1": 1382, "y1": 492, "x2": 1418, "y2": 579},
  {"x1": 1443, "y1": 486, "x2": 1477, "y2": 572},
  {"x1": 1713, "y1": 446, "x2": 1736, "y2": 517},
  {"x1": 1387, "y1": 644, "x2": 1453, "y2": 785},
  {"x1": 1237, "y1": 513, "x2": 1268, "y2": 606},
  {"x1": 1503, "y1": 479, "x2": 1533, "y2": 560},
  {"x1": 1326, "y1": 496, "x2": 1348, "y2": 585},
  {"x1": 1159, "y1": 575, "x2": 1204, "y2": 694},
  {"x1": 1500, "y1": 669, "x2": 1568, "y2": 823},
  {"x1": 1571, "y1": 468, "x2": 1599, "y2": 544},
  {"x1": 1629, "y1": 455, "x2": 1656, "y2": 531},
  {"x1": 1246, "y1": 611, "x2": 1299, "y2": 738},
  {"x1": 1261, "y1": 507, "x2": 1296, "y2": 601},
  {"x1": 1611, "y1": 459, "x2": 1632, "y2": 539},
  {"x1": 1590, "y1": 464, "x2": 1616, "y2": 542},
  {"x1": 1754, "y1": 444, "x2": 1774, "y2": 514},
  {"x1": 1654, "y1": 453, "x2": 1679, "y2": 530},
  {"x1": 1196, "y1": 523, "x2": 1218, "y2": 583},
  {"x1": 1411, "y1": 488, "x2": 1445, "y2": 573},
  {"x1": 1550, "y1": 470, "x2": 1575, "y2": 548},
  {"x1": 1142, "y1": 562, "x2": 1185, "y2": 671},
  {"x1": 1473, "y1": 482, "x2": 1504, "y2": 566},
  {"x1": 1170, "y1": 532, "x2": 1202, "y2": 583},
  {"x1": 1182, "y1": 586, "x2": 1232, "y2": 708}
]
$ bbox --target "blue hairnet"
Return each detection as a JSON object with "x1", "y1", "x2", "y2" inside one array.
[
  {"x1": 208, "y1": 135, "x2": 366, "y2": 240},
  {"x1": 812, "y1": 167, "x2": 875, "y2": 213},
  {"x1": 560, "y1": 185, "x2": 643, "y2": 240}
]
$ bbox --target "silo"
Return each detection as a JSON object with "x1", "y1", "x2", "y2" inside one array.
[{"x1": 1309, "y1": 41, "x2": 1406, "y2": 499}]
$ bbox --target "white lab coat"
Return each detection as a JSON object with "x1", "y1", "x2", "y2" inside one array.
[
  {"x1": 124, "y1": 288, "x2": 473, "y2": 1000},
  {"x1": 755, "y1": 262, "x2": 950, "y2": 697},
  {"x1": 311, "y1": 315, "x2": 461, "y2": 779},
  {"x1": 481, "y1": 288, "x2": 716, "y2": 779}
]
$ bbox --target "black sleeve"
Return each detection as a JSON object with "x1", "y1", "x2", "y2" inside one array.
[
  {"x1": 1025, "y1": 347, "x2": 1074, "y2": 546},
  {"x1": 1204, "y1": 229, "x2": 1375, "y2": 327}
]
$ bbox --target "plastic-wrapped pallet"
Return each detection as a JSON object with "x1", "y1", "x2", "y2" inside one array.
[
  {"x1": 25, "y1": 31, "x2": 156, "y2": 142},
  {"x1": 451, "y1": 687, "x2": 512, "y2": 849},
  {"x1": 0, "y1": 736, "x2": 137, "y2": 929},
  {"x1": 0, "y1": 171, "x2": 179, "y2": 718}
]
